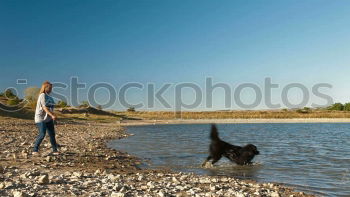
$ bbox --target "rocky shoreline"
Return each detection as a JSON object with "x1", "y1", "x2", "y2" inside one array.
[{"x1": 0, "y1": 117, "x2": 314, "y2": 197}]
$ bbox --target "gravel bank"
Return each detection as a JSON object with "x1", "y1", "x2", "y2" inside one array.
[{"x1": 0, "y1": 118, "x2": 314, "y2": 197}]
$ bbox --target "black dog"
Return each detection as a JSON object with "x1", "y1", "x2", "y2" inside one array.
[{"x1": 202, "y1": 124, "x2": 259, "y2": 166}]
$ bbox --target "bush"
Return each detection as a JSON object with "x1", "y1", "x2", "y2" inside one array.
[
  {"x1": 127, "y1": 107, "x2": 135, "y2": 112},
  {"x1": 79, "y1": 101, "x2": 90, "y2": 108},
  {"x1": 4, "y1": 89, "x2": 17, "y2": 99},
  {"x1": 56, "y1": 100, "x2": 68, "y2": 108},
  {"x1": 344, "y1": 103, "x2": 350, "y2": 111},
  {"x1": 24, "y1": 87, "x2": 39, "y2": 101},
  {"x1": 24, "y1": 86, "x2": 40, "y2": 109},
  {"x1": 328, "y1": 103, "x2": 344, "y2": 111},
  {"x1": 303, "y1": 107, "x2": 311, "y2": 111},
  {"x1": 296, "y1": 109, "x2": 309, "y2": 113},
  {"x1": 6, "y1": 98, "x2": 21, "y2": 106}
]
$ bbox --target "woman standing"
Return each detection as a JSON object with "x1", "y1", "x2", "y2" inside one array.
[{"x1": 33, "y1": 81, "x2": 58, "y2": 155}]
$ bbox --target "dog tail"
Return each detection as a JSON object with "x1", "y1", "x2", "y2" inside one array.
[{"x1": 210, "y1": 124, "x2": 220, "y2": 141}]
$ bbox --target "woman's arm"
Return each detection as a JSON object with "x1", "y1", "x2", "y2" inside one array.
[
  {"x1": 38, "y1": 93, "x2": 56, "y2": 120},
  {"x1": 42, "y1": 106, "x2": 56, "y2": 120}
]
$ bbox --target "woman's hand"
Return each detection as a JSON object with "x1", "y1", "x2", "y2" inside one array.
[{"x1": 52, "y1": 115, "x2": 57, "y2": 120}]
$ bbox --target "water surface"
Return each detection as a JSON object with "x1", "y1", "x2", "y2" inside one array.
[{"x1": 108, "y1": 123, "x2": 350, "y2": 196}]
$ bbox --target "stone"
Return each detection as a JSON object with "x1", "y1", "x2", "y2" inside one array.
[
  {"x1": 147, "y1": 181, "x2": 155, "y2": 189},
  {"x1": 13, "y1": 191, "x2": 28, "y2": 197},
  {"x1": 108, "y1": 174, "x2": 118, "y2": 181},
  {"x1": 38, "y1": 174, "x2": 49, "y2": 184},
  {"x1": 140, "y1": 185, "x2": 148, "y2": 190},
  {"x1": 113, "y1": 183, "x2": 122, "y2": 191},
  {"x1": 199, "y1": 178, "x2": 211, "y2": 184},
  {"x1": 110, "y1": 192, "x2": 125, "y2": 197},
  {"x1": 176, "y1": 192, "x2": 188, "y2": 197},
  {"x1": 270, "y1": 191, "x2": 280, "y2": 197},
  {"x1": 46, "y1": 156, "x2": 52, "y2": 162},
  {"x1": 20, "y1": 173, "x2": 27, "y2": 179},
  {"x1": 72, "y1": 171, "x2": 83, "y2": 178},
  {"x1": 137, "y1": 175, "x2": 143, "y2": 181},
  {"x1": 4, "y1": 181, "x2": 13, "y2": 188},
  {"x1": 158, "y1": 191, "x2": 165, "y2": 197},
  {"x1": 175, "y1": 185, "x2": 184, "y2": 190},
  {"x1": 30, "y1": 171, "x2": 40, "y2": 176},
  {"x1": 172, "y1": 177, "x2": 180, "y2": 184},
  {"x1": 232, "y1": 191, "x2": 245, "y2": 197},
  {"x1": 21, "y1": 150, "x2": 28, "y2": 159},
  {"x1": 119, "y1": 186, "x2": 128, "y2": 192},
  {"x1": 102, "y1": 178, "x2": 108, "y2": 184},
  {"x1": 94, "y1": 169, "x2": 101, "y2": 175},
  {"x1": 210, "y1": 184, "x2": 218, "y2": 191}
]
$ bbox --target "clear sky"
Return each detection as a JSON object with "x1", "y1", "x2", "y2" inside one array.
[{"x1": 1, "y1": 0, "x2": 349, "y2": 110}]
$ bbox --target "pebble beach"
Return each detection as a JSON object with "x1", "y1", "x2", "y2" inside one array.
[{"x1": 0, "y1": 118, "x2": 314, "y2": 197}]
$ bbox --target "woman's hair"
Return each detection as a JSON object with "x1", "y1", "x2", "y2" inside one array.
[{"x1": 39, "y1": 81, "x2": 53, "y2": 94}]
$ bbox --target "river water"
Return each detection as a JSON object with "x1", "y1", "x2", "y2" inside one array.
[{"x1": 108, "y1": 123, "x2": 350, "y2": 196}]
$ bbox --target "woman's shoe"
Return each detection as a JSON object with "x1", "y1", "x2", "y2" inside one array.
[{"x1": 52, "y1": 151, "x2": 60, "y2": 155}]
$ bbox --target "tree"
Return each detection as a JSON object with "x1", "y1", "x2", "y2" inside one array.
[
  {"x1": 79, "y1": 101, "x2": 90, "y2": 108},
  {"x1": 4, "y1": 89, "x2": 17, "y2": 99},
  {"x1": 127, "y1": 107, "x2": 135, "y2": 112},
  {"x1": 328, "y1": 103, "x2": 344, "y2": 111},
  {"x1": 303, "y1": 107, "x2": 311, "y2": 112},
  {"x1": 3, "y1": 89, "x2": 21, "y2": 106},
  {"x1": 344, "y1": 103, "x2": 350, "y2": 111},
  {"x1": 24, "y1": 86, "x2": 40, "y2": 109},
  {"x1": 296, "y1": 108, "x2": 309, "y2": 113}
]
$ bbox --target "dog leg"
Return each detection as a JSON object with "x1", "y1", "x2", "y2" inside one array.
[
  {"x1": 211, "y1": 156, "x2": 222, "y2": 165},
  {"x1": 201, "y1": 156, "x2": 212, "y2": 167}
]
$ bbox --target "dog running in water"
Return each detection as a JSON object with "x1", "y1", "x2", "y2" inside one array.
[{"x1": 202, "y1": 124, "x2": 259, "y2": 167}]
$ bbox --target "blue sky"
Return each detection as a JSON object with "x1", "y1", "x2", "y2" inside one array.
[{"x1": 1, "y1": 0, "x2": 350, "y2": 110}]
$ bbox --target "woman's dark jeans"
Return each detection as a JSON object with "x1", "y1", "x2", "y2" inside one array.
[{"x1": 33, "y1": 120, "x2": 58, "y2": 152}]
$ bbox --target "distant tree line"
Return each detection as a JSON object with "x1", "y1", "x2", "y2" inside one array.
[
  {"x1": 0, "y1": 88, "x2": 110, "y2": 111},
  {"x1": 328, "y1": 102, "x2": 350, "y2": 111},
  {"x1": 1, "y1": 88, "x2": 349, "y2": 113}
]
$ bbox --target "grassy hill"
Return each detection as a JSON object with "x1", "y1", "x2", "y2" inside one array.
[{"x1": 2, "y1": 99, "x2": 350, "y2": 122}]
